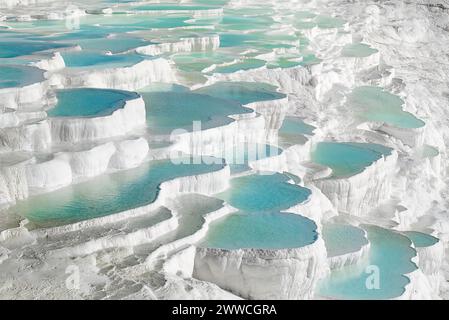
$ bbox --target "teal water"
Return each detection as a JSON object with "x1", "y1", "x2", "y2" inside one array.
[
  {"x1": 318, "y1": 225, "x2": 417, "y2": 300},
  {"x1": 0, "y1": 40, "x2": 68, "y2": 58},
  {"x1": 347, "y1": 86, "x2": 425, "y2": 129},
  {"x1": 143, "y1": 90, "x2": 252, "y2": 134},
  {"x1": 195, "y1": 82, "x2": 286, "y2": 105},
  {"x1": 403, "y1": 231, "x2": 439, "y2": 248},
  {"x1": 312, "y1": 142, "x2": 393, "y2": 178},
  {"x1": 218, "y1": 173, "x2": 312, "y2": 212},
  {"x1": 280, "y1": 117, "x2": 316, "y2": 136},
  {"x1": 48, "y1": 89, "x2": 139, "y2": 118},
  {"x1": 0, "y1": 65, "x2": 45, "y2": 89},
  {"x1": 13, "y1": 157, "x2": 224, "y2": 227},
  {"x1": 201, "y1": 211, "x2": 317, "y2": 250},
  {"x1": 61, "y1": 51, "x2": 144, "y2": 68},
  {"x1": 133, "y1": 5, "x2": 216, "y2": 11},
  {"x1": 323, "y1": 223, "x2": 369, "y2": 257},
  {"x1": 341, "y1": 43, "x2": 378, "y2": 58}
]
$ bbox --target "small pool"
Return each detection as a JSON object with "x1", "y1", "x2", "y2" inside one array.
[
  {"x1": 403, "y1": 231, "x2": 439, "y2": 248},
  {"x1": 0, "y1": 65, "x2": 45, "y2": 89},
  {"x1": 0, "y1": 40, "x2": 69, "y2": 58},
  {"x1": 194, "y1": 81, "x2": 286, "y2": 105},
  {"x1": 318, "y1": 225, "x2": 417, "y2": 300},
  {"x1": 347, "y1": 86, "x2": 425, "y2": 129},
  {"x1": 312, "y1": 142, "x2": 393, "y2": 178},
  {"x1": 13, "y1": 157, "x2": 225, "y2": 227},
  {"x1": 61, "y1": 51, "x2": 145, "y2": 68},
  {"x1": 217, "y1": 173, "x2": 311, "y2": 212},
  {"x1": 341, "y1": 43, "x2": 378, "y2": 58},
  {"x1": 143, "y1": 90, "x2": 252, "y2": 134},
  {"x1": 48, "y1": 88, "x2": 139, "y2": 118},
  {"x1": 201, "y1": 211, "x2": 317, "y2": 250},
  {"x1": 280, "y1": 117, "x2": 316, "y2": 136},
  {"x1": 323, "y1": 223, "x2": 369, "y2": 257}
]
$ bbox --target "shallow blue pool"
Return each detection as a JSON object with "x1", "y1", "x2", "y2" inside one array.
[
  {"x1": 347, "y1": 86, "x2": 425, "y2": 129},
  {"x1": 48, "y1": 88, "x2": 139, "y2": 118},
  {"x1": 218, "y1": 173, "x2": 311, "y2": 212},
  {"x1": 13, "y1": 157, "x2": 225, "y2": 226},
  {"x1": 312, "y1": 142, "x2": 393, "y2": 178},
  {"x1": 322, "y1": 223, "x2": 368, "y2": 257},
  {"x1": 318, "y1": 225, "x2": 417, "y2": 300},
  {"x1": 404, "y1": 231, "x2": 439, "y2": 248},
  {"x1": 61, "y1": 51, "x2": 145, "y2": 68},
  {"x1": 201, "y1": 211, "x2": 317, "y2": 250},
  {"x1": 143, "y1": 90, "x2": 252, "y2": 134},
  {"x1": 0, "y1": 65, "x2": 45, "y2": 89},
  {"x1": 194, "y1": 81, "x2": 286, "y2": 105}
]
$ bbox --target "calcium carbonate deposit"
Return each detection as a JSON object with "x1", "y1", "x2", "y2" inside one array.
[{"x1": 0, "y1": 0, "x2": 448, "y2": 300}]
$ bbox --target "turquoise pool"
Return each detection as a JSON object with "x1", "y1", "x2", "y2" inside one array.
[
  {"x1": 13, "y1": 157, "x2": 224, "y2": 227},
  {"x1": 403, "y1": 231, "x2": 439, "y2": 248},
  {"x1": 217, "y1": 173, "x2": 311, "y2": 212},
  {"x1": 318, "y1": 225, "x2": 417, "y2": 300},
  {"x1": 201, "y1": 211, "x2": 317, "y2": 250},
  {"x1": 143, "y1": 90, "x2": 252, "y2": 134},
  {"x1": 48, "y1": 89, "x2": 139, "y2": 118},
  {"x1": 195, "y1": 81, "x2": 286, "y2": 105},
  {"x1": 312, "y1": 142, "x2": 393, "y2": 178},
  {"x1": 323, "y1": 223, "x2": 369, "y2": 257},
  {"x1": 61, "y1": 51, "x2": 145, "y2": 68},
  {"x1": 347, "y1": 86, "x2": 425, "y2": 129},
  {"x1": 0, "y1": 65, "x2": 45, "y2": 89}
]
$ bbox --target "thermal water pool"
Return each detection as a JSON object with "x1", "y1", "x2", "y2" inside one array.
[
  {"x1": 12, "y1": 157, "x2": 224, "y2": 227},
  {"x1": 61, "y1": 51, "x2": 145, "y2": 68},
  {"x1": 0, "y1": 65, "x2": 45, "y2": 89},
  {"x1": 217, "y1": 173, "x2": 312, "y2": 212},
  {"x1": 322, "y1": 223, "x2": 369, "y2": 257},
  {"x1": 403, "y1": 231, "x2": 439, "y2": 248},
  {"x1": 347, "y1": 86, "x2": 425, "y2": 129},
  {"x1": 194, "y1": 81, "x2": 286, "y2": 105},
  {"x1": 311, "y1": 142, "x2": 393, "y2": 178},
  {"x1": 142, "y1": 89, "x2": 252, "y2": 134},
  {"x1": 279, "y1": 117, "x2": 316, "y2": 147},
  {"x1": 48, "y1": 88, "x2": 139, "y2": 118},
  {"x1": 318, "y1": 225, "x2": 417, "y2": 299},
  {"x1": 200, "y1": 211, "x2": 317, "y2": 250}
]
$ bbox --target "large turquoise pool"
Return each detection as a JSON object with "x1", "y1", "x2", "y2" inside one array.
[
  {"x1": 403, "y1": 231, "x2": 439, "y2": 248},
  {"x1": 61, "y1": 51, "x2": 145, "y2": 68},
  {"x1": 143, "y1": 90, "x2": 252, "y2": 134},
  {"x1": 13, "y1": 158, "x2": 224, "y2": 227},
  {"x1": 323, "y1": 223, "x2": 369, "y2": 257},
  {"x1": 312, "y1": 142, "x2": 393, "y2": 178},
  {"x1": 347, "y1": 86, "x2": 425, "y2": 129},
  {"x1": 217, "y1": 173, "x2": 311, "y2": 212},
  {"x1": 201, "y1": 211, "x2": 317, "y2": 250},
  {"x1": 0, "y1": 65, "x2": 45, "y2": 89},
  {"x1": 318, "y1": 225, "x2": 417, "y2": 299},
  {"x1": 48, "y1": 88, "x2": 139, "y2": 118},
  {"x1": 195, "y1": 81, "x2": 286, "y2": 105}
]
